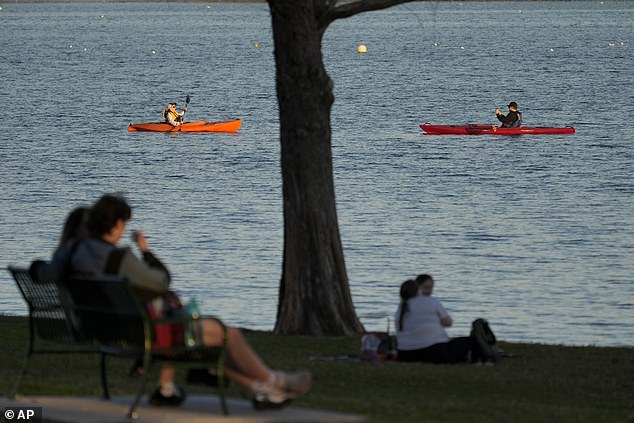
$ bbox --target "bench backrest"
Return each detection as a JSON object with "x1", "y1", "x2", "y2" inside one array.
[
  {"x1": 63, "y1": 276, "x2": 148, "y2": 350},
  {"x1": 9, "y1": 267, "x2": 150, "y2": 351},
  {"x1": 9, "y1": 266, "x2": 78, "y2": 343}
]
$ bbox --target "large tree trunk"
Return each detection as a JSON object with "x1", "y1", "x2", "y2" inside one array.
[{"x1": 269, "y1": 1, "x2": 364, "y2": 335}]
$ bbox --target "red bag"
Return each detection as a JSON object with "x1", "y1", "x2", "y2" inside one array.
[
  {"x1": 147, "y1": 294, "x2": 185, "y2": 349},
  {"x1": 147, "y1": 301, "x2": 170, "y2": 349}
]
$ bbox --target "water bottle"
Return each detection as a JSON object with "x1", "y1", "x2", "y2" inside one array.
[
  {"x1": 184, "y1": 298, "x2": 201, "y2": 347},
  {"x1": 187, "y1": 297, "x2": 201, "y2": 319},
  {"x1": 386, "y1": 317, "x2": 396, "y2": 360}
]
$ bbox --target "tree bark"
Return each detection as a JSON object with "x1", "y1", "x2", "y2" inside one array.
[
  {"x1": 269, "y1": 0, "x2": 364, "y2": 335},
  {"x1": 268, "y1": 0, "x2": 421, "y2": 335}
]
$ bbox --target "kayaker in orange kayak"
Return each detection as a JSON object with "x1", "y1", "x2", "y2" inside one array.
[
  {"x1": 495, "y1": 101, "x2": 522, "y2": 128},
  {"x1": 162, "y1": 102, "x2": 186, "y2": 127}
]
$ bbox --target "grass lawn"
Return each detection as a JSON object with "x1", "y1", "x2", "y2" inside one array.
[{"x1": 1, "y1": 315, "x2": 632, "y2": 423}]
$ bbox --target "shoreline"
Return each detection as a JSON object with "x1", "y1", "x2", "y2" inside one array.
[{"x1": 1, "y1": 313, "x2": 631, "y2": 348}]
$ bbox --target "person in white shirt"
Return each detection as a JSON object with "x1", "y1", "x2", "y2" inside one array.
[{"x1": 395, "y1": 274, "x2": 478, "y2": 363}]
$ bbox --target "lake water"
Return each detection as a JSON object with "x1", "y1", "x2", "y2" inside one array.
[{"x1": 1, "y1": 1, "x2": 632, "y2": 347}]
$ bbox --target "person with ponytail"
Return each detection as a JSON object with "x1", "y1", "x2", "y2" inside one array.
[{"x1": 395, "y1": 274, "x2": 477, "y2": 363}]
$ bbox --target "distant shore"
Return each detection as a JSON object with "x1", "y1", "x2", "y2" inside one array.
[
  {"x1": 1, "y1": 0, "x2": 604, "y2": 3},
  {"x1": 2, "y1": 0, "x2": 612, "y2": 3},
  {"x1": 2, "y1": 0, "x2": 266, "y2": 3}
]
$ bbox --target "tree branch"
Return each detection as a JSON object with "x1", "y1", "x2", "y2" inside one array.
[{"x1": 324, "y1": 0, "x2": 425, "y2": 26}]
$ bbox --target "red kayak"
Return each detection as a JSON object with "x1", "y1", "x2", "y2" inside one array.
[
  {"x1": 420, "y1": 124, "x2": 575, "y2": 136},
  {"x1": 128, "y1": 119, "x2": 242, "y2": 133}
]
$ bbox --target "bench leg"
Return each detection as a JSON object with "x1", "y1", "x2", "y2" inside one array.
[
  {"x1": 217, "y1": 368, "x2": 228, "y2": 415},
  {"x1": 126, "y1": 354, "x2": 152, "y2": 419},
  {"x1": 217, "y1": 324, "x2": 229, "y2": 415},
  {"x1": 100, "y1": 353, "x2": 111, "y2": 400},
  {"x1": 7, "y1": 323, "x2": 34, "y2": 399},
  {"x1": 7, "y1": 344, "x2": 33, "y2": 399},
  {"x1": 7, "y1": 355, "x2": 29, "y2": 399},
  {"x1": 126, "y1": 377, "x2": 148, "y2": 419}
]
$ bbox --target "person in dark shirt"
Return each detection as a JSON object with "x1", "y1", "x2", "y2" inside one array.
[
  {"x1": 32, "y1": 194, "x2": 312, "y2": 409},
  {"x1": 495, "y1": 101, "x2": 522, "y2": 127}
]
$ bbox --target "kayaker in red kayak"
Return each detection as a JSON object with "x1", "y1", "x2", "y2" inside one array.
[
  {"x1": 495, "y1": 101, "x2": 522, "y2": 128},
  {"x1": 162, "y1": 102, "x2": 186, "y2": 127}
]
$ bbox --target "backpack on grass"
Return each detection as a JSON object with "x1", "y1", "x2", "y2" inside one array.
[
  {"x1": 471, "y1": 318, "x2": 501, "y2": 363},
  {"x1": 360, "y1": 332, "x2": 397, "y2": 361}
]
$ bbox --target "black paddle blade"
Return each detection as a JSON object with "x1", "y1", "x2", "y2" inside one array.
[{"x1": 186, "y1": 95, "x2": 191, "y2": 104}]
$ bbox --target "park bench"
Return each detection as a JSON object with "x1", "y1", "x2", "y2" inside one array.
[{"x1": 7, "y1": 266, "x2": 229, "y2": 418}]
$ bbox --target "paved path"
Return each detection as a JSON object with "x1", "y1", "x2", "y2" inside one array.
[{"x1": 0, "y1": 395, "x2": 365, "y2": 423}]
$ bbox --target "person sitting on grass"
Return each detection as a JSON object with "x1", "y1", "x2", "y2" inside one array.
[
  {"x1": 395, "y1": 274, "x2": 481, "y2": 364},
  {"x1": 33, "y1": 194, "x2": 312, "y2": 409}
]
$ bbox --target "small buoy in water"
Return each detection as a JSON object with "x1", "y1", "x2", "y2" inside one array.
[
  {"x1": 608, "y1": 42, "x2": 616, "y2": 47},
  {"x1": 69, "y1": 44, "x2": 73, "y2": 48},
  {"x1": 151, "y1": 50, "x2": 156, "y2": 54},
  {"x1": 100, "y1": 15, "x2": 104, "y2": 18},
  {"x1": 433, "y1": 42, "x2": 438, "y2": 47},
  {"x1": 549, "y1": 48, "x2": 554, "y2": 52},
  {"x1": 255, "y1": 43, "x2": 260, "y2": 48},
  {"x1": 357, "y1": 44, "x2": 367, "y2": 54},
  {"x1": 83, "y1": 48, "x2": 87, "y2": 52},
  {"x1": 460, "y1": 46, "x2": 465, "y2": 49},
  {"x1": 207, "y1": 5, "x2": 211, "y2": 8}
]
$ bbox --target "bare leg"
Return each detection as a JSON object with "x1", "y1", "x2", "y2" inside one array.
[
  {"x1": 159, "y1": 366, "x2": 175, "y2": 384},
  {"x1": 154, "y1": 366, "x2": 185, "y2": 402},
  {"x1": 201, "y1": 319, "x2": 312, "y2": 399},
  {"x1": 202, "y1": 320, "x2": 271, "y2": 387}
]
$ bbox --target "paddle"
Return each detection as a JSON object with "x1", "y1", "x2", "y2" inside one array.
[
  {"x1": 182, "y1": 95, "x2": 190, "y2": 121},
  {"x1": 495, "y1": 104, "x2": 501, "y2": 115},
  {"x1": 175, "y1": 95, "x2": 190, "y2": 132}
]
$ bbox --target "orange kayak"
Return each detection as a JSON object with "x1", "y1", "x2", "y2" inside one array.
[{"x1": 128, "y1": 119, "x2": 242, "y2": 133}]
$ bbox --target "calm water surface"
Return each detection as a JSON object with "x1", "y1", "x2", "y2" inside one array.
[{"x1": 1, "y1": 2, "x2": 632, "y2": 346}]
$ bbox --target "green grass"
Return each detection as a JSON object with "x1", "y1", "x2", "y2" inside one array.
[{"x1": 1, "y1": 315, "x2": 632, "y2": 423}]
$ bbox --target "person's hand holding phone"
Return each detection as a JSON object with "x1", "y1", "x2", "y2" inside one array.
[{"x1": 131, "y1": 230, "x2": 149, "y2": 253}]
